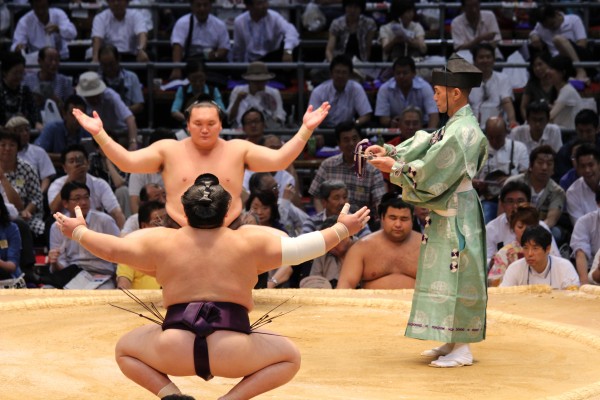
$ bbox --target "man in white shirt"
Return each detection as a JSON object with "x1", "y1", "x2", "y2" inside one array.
[
  {"x1": 11, "y1": 0, "x2": 77, "y2": 60},
  {"x1": 511, "y1": 100, "x2": 563, "y2": 154},
  {"x1": 469, "y1": 44, "x2": 517, "y2": 129},
  {"x1": 566, "y1": 144, "x2": 600, "y2": 225},
  {"x1": 450, "y1": 0, "x2": 502, "y2": 59},
  {"x1": 570, "y1": 193, "x2": 600, "y2": 286},
  {"x1": 91, "y1": 0, "x2": 149, "y2": 62},
  {"x1": 231, "y1": 0, "x2": 299, "y2": 63},
  {"x1": 529, "y1": 4, "x2": 590, "y2": 82},
  {"x1": 501, "y1": 225, "x2": 579, "y2": 289}
]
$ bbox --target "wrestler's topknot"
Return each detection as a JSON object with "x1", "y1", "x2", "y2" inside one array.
[{"x1": 182, "y1": 174, "x2": 231, "y2": 228}]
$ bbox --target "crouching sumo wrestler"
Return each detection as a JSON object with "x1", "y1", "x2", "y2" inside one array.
[{"x1": 53, "y1": 173, "x2": 370, "y2": 400}]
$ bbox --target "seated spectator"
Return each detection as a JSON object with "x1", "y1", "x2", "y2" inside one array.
[
  {"x1": 75, "y1": 71, "x2": 139, "y2": 150},
  {"x1": 325, "y1": 0, "x2": 377, "y2": 63},
  {"x1": 519, "y1": 52, "x2": 556, "y2": 122},
  {"x1": 555, "y1": 109, "x2": 599, "y2": 179},
  {"x1": 337, "y1": 193, "x2": 419, "y2": 289},
  {"x1": 231, "y1": 0, "x2": 299, "y2": 63},
  {"x1": 511, "y1": 100, "x2": 562, "y2": 154},
  {"x1": 246, "y1": 172, "x2": 307, "y2": 237},
  {"x1": 258, "y1": 134, "x2": 302, "y2": 204},
  {"x1": 474, "y1": 116, "x2": 529, "y2": 223},
  {"x1": 128, "y1": 175, "x2": 164, "y2": 216},
  {"x1": 375, "y1": 56, "x2": 438, "y2": 129},
  {"x1": 302, "y1": 179, "x2": 371, "y2": 238},
  {"x1": 488, "y1": 204, "x2": 539, "y2": 287},
  {"x1": 171, "y1": 60, "x2": 225, "y2": 126},
  {"x1": 169, "y1": 0, "x2": 230, "y2": 80},
  {"x1": 91, "y1": 0, "x2": 149, "y2": 62},
  {"x1": 570, "y1": 189, "x2": 600, "y2": 285},
  {"x1": 485, "y1": 179, "x2": 560, "y2": 265},
  {"x1": 450, "y1": 0, "x2": 502, "y2": 59},
  {"x1": 559, "y1": 140, "x2": 582, "y2": 191},
  {"x1": 116, "y1": 201, "x2": 164, "y2": 289},
  {"x1": 227, "y1": 62, "x2": 286, "y2": 129},
  {"x1": 34, "y1": 95, "x2": 92, "y2": 154},
  {"x1": 379, "y1": 0, "x2": 427, "y2": 62},
  {"x1": 22, "y1": 47, "x2": 74, "y2": 112},
  {"x1": 0, "y1": 196, "x2": 23, "y2": 287},
  {"x1": 98, "y1": 44, "x2": 144, "y2": 116},
  {"x1": 387, "y1": 105, "x2": 423, "y2": 146},
  {"x1": 10, "y1": 0, "x2": 77, "y2": 60},
  {"x1": 241, "y1": 108, "x2": 266, "y2": 144},
  {"x1": 529, "y1": 4, "x2": 590, "y2": 83},
  {"x1": 5, "y1": 116, "x2": 56, "y2": 194},
  {"x1": 504, "y1": 145, "x2": 566, "y2": 236},
  {"x1": 548, "y1": 55, "x2": 585, "y2": 130},
  {"x1": 0, "y1": 130, "x2": 45, "y2": 241},
  {"x1": 588, "y1": 248, "x2": 600, "y2": 286},
  {"x1": 308, "y1": 56, "x2": 372, "y2": 129},
  {"x1": 44, "y1": 182, "x2": 120, "y2": 289},
  {"x1": 122, "y1": 183, "x2": 166, "y2": 235},
  {"x1": 566, "y1": 143, "x2": 600, "y2": 225},
  {"x1": 0, "y1": 52, "x2": 41, "y2": 129},
  {"x1": 500, "y1": 225, "x2": 579, "y2": 289},
  {"x1": 468, "y1": 44, "x2": 517, "y2": 129},
  {"x1": 308, "y1": 121, "x2": 386, "y2": 220},
  {"x1": 48, "y1": 144, "x2": 126, "y2": 229},
  {"x1": 88, "y1": 145, "x2": 130, "y2": 217},
  {"x1": 304, "y1": 216, "x2": 355, "y2": 289}
]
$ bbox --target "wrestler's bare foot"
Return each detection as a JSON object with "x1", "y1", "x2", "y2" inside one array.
[
  {"x1": 429, "y1": 343, "x2": 473, "y2": 368},
  {"x1": 420, "y1": 343, "x2": 455, "y2": 357}
]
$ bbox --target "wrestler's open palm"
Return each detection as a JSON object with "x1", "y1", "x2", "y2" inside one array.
[
  {"x1": 72, "y1": 108, "x2": 104, "y2": 136},
  {"x1": 337, "y1": 204, "x2": 370, "y2": 237},
  {"x1": 302, "y1": 102, "x2": 331, "y2": 130},
  {"x1": 53, "y1": 206, "x2": 87, "y2": 240}
]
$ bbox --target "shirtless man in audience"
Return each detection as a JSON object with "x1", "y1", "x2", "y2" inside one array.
[
  {"x1": 53, "y1": 173, "x2": 370, "y2": 400},
  {"x1": 337, "y1": 193, "x2": 420, "y2": 289},
  {"x1": 73, "y1": 100, "x2": 330, "y2": 227}
]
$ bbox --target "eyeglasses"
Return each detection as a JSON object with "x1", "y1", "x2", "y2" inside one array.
[{"x1": 69, "y1": 195, "x2": 90, "y2": 202}]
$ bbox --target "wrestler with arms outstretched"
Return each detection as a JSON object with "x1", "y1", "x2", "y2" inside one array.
[
  {"x1": 72, "y1": 100, "x2": 330, "y2": 228},
  {"x1": 53, "y1": 174, "x2": 370, "y2": 400}
]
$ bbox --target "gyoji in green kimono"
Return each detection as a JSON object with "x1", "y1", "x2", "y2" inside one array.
[{"x1": 365, "y1": 53, "x2": 489, "y2": 368}]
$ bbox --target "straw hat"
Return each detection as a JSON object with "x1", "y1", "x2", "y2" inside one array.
[
  {"x1": 242, "y1": 61, "x2": 275, "y2": 81},
  {"x1": 76, "y1": 71, "x2": 107, "y2": 97},
  {"x1": 5, "y1": 116, "x2": 30, "y2": 129}
]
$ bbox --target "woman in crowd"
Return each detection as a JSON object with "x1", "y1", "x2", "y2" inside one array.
[
  {"x1": 488, "y1": 205, "x2": 539, "y2": 287},
  {"x1": 548, "y1": 55, "x2": 583, "y2": 130},
  {"x1": 519, "y1": 52, "x2": 556, "y2": 121},
  {"x1": 325, "y1": 0, "x2": 377, "y2": 63},
  {"x1": 0, "y1": 52, "x2": 41, "y2": 129}
]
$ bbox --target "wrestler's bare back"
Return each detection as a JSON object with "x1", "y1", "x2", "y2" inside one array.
[
  {"x1": 357, "y1": 230, "x2": 420, "y2": 289},
  {"x1": 132, "y1": 224, "x2": 281, "y2": 310}
]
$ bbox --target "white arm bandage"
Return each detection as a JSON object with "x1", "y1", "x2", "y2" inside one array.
[{"x1": 280, "y1": 231, "x2": 326, "y2": 266}]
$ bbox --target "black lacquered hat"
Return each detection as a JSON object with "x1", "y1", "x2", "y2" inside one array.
[{"x1": 431, "y1": 53, "x2": 483, "y2": 89}]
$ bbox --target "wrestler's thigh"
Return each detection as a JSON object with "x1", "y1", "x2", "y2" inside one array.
[
  {"x1": 116, "y1": 324, "x2": 196, "y2": 376},
  {"x1": 207, "y1": 329, "x2": 300, "y2": 378}
]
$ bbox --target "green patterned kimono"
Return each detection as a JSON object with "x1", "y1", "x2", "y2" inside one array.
[{"x1": 386, "y1": 105, "x2": 488, "y2": 343}]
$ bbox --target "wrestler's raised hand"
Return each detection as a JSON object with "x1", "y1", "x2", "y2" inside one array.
[
  {"x1": 302, "y1": 102, "x2": 331, "y2": 131},
  {"x1": 72, "y1": 108, "x2": 104, "y2": 136},
  {"x1": 53, "y1": 206, "x2": 87, "y2": 240},
  {"x1": 336, "y1": 203, "x2": 370, "y2": 237}
]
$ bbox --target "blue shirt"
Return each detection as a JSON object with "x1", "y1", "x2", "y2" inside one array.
[
  {"x1": 34, "y1": 120, "x2": 91, "y2": 154},
  {"x1": 0, "y1": 222, "x2": 22, "y2": 279},
  {"x1": 309, "y1": 80, "x2": 373, "y2": 128},
  {"x1": 375, "y1": 76, "x2": 437, "y2": 125}
]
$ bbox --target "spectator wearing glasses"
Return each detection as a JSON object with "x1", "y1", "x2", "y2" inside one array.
[
  {"x1": 98, "y1": 44, "x2": 144, "y2": 116},
  {"x1": 241, "y1": 108, "x2": 266, "y2": 144},
  {"x1": 121, "y1": 183, "x2": 166, "y2": 236},
  {"x1": 44, "y1": 181, "x2": 120, "y2": 289},
  {"x1": 468, "y1": 44, "x2": 517, "y2": 130},
  {"x1": 116, "y1": 201, "x2": 164, "y2": 289}
]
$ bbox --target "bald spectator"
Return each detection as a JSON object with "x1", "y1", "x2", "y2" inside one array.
[
  {"x1": 11, "y1": 0, "x2": 77, "y2": 60},
  {"x1": 388, "y1": 106, "x2": 423, "y2": 146},
  {"x1": 375, "y1": 56, "x2": 439, "y2": 129},
  {"x1": 451, "y1": 0, "x2": 502, "y2": 59},
  {"x1": 308, "y1": 55, "x2": 373, "y2": 128},
  {"x1": 529, "y1": 4, "x2": 590, "y2": 83},
  {"x1": 570, "y1": 189, "x2": 600, "y2": 285},
  {"x1": 566, "y1": 144, "x2": 600, "y2": 225},
  {"x1": 511, "y1": 100, "x2": 563, "y2": 154},
  {"x1": 337, "y1": 193, "x2": 419, "y2": 289},
  {"x1": 231, "y1": 0, "x2": 299, "y2": 63},
  {"x1": 122, "y1": 183, "x2": 166, "y2": 235},
  {"x1": 128, "y1": 173, "x2": 164, "y2": 216},
  {"x1": 469, "y1": 44, "x2": 517, "y2": 129},
  {"x1": 474, "y1": 117, "x2": 529, "y2": 223},
  {"x1": 91, "y1": 0, "x2": 149, "y2": 63}
]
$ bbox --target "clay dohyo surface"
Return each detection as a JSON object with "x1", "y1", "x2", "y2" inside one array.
[{"x1": 1, "y1": 286, "x2": 600, "y2": 400}]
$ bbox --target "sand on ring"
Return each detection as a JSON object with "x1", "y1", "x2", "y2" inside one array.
[{"x1": 2, "y1": 285, "x2": 600, "y2": 399}]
